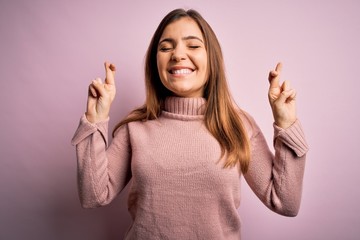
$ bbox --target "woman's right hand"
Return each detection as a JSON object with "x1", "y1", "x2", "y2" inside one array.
[{"x1": 85, "y1": 62, "x2": 116, "y2": 123}]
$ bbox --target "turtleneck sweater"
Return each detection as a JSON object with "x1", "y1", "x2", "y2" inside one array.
[{"x1": 71, "y1": 97, "x2": 308, "y2": 240}]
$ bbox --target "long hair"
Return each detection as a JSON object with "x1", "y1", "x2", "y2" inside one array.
[{"x1": 113, "y1": 9, "x2": 251, "y2": 173}]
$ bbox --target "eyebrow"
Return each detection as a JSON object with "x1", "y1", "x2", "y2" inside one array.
[{"x1": 158, "y1": 36, "x2": 204, "y2": 45}]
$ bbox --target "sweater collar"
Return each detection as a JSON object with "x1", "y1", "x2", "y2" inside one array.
[{"x1": 164, "y1": 97, "x2": 206, "y2": 116}]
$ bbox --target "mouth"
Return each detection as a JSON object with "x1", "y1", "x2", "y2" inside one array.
[{"x1": 168, "y1": 67, "x2": 195, "y2": 75}]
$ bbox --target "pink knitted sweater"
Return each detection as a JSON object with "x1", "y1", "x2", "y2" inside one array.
[{"x1": 71, "y1": 97, "x2": 308, "y2": 240}]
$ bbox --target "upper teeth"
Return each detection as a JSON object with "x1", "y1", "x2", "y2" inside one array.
[{"x1": 173, "y1": 69, "x2": 192, "y2": 74}]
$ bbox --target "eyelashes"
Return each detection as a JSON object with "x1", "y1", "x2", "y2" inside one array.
[
  {"x1": 158, "y1": 45, "x2": 201, "y2": 52},
  {"x1": 159, "y1": 47, "x2": 172, "y2": 52}
]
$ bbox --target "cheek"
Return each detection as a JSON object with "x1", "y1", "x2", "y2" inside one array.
[
  {"x1": 156, "y1": 56, "x2": 169, "y2": 86},
  {"x1": 202, "y1": 57, "x2": 209, "y2": 83},
  {"x1": 198, "y1": 54, "x2": 208, "y2": 77},
  {"x1": 157, "y1": 55, "x2": 168, "y2": 76},
  {"x1": 195, "y1": 52, "x2": 208, "y2": 70}
]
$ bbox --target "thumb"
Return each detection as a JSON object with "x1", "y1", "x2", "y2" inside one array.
[
  {"x1": 281, "y1": 80, "x2": 291, "y2": 91},
  {"x1": 277, "y1": 89, "x2": 296, "y2": 103},
  {"x1": 91, "y1": 78, "x2": 107, "y2": 97}
]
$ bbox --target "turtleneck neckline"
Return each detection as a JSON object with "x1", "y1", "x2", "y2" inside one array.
[{"x1": 163, "y1": 97, "x2": 206, "y2": 116}]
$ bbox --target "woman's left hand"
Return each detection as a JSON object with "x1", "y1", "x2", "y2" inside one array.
[{"x1": 268, "y1": 62, "x2": 297, "y2": 129}]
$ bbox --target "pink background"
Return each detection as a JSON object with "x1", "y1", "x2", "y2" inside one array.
[{"x1": 1, "y1": 0, "x2": 359, "y2": 239}]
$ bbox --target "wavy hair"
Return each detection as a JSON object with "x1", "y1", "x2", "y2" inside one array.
[{"x1": 113, "y1": 8, "x2": 250, "y2": 173}]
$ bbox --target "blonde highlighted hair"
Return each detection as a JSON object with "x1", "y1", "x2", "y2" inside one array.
[{"x1": 113, "y1": 9, "x2": 251, "y2": 173}]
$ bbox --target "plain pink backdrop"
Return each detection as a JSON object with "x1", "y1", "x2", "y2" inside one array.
[{"x1": 1, "y1": 0, "x2": 359, "y2": 239}]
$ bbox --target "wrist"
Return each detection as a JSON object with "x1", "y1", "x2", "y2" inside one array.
[
  {"x1": 85, "y1": 112, "x2": 109, "y2": 123},
  {"x1": 275, "y1": 119, "x2": 296, "y2": 129}
]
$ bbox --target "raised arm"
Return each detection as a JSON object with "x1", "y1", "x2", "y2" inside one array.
[
  {"x1": 243, "y1": 118, "x2": 308, "y2": 216},
  {"x1": 71, "y1": 62, "x2": 132, "y2": 208},
  {"x1": 243, "y1": 63, "x2": 309, "y2": 216}
]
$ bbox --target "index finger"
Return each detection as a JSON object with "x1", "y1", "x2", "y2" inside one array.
[{"x1": 104, "y1": 61, "x2": 116, "y2": 85}]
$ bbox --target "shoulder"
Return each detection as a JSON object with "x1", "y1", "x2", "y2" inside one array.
[{"x1": 236, "y1": 108, "x2": 261, "y2": 139}]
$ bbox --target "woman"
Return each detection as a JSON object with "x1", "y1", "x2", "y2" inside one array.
[{"x1": 72, "y1": 8, "x2": 308, "y2": 239}]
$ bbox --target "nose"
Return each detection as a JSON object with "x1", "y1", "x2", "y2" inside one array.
[{"x1": 171, "y1": 45, "x2": 187, "y2": 62}]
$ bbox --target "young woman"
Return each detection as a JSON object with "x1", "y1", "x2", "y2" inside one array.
[{"x1": 72, "y1": 8, "x2": 308, "y2": 239}]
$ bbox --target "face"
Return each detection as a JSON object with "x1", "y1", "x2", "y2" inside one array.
[{"x1": 157, "y1": 17, "x2": 208, "y2": 98}]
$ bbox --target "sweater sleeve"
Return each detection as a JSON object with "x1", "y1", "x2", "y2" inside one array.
[
  {"x1": 71, "y1": 114, "x2": 132, "y2": 208},
  {"x1": 243, "y1": 115, "x2": 309, "y2": 216}
]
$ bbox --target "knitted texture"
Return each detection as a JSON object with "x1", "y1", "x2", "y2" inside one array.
[{"x1": 71, "y1": 97, "x2": 308, "y2": 240}]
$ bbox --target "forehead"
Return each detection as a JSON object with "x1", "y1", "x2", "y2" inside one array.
[{"x1": 160, "y1": 17, "x2": 204, "y2": 40}]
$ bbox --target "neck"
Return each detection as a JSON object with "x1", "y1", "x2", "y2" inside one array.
[{"x1": 164, "y1": 96, "x2": 206, "y2": 116}]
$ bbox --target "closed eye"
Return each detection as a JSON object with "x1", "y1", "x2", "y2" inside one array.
[{"x1": 159, "y1": 47, "x2": 173, "y2": 52}]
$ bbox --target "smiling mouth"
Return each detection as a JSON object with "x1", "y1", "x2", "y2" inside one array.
[{"x1": 169, "y1": 68, "x2": 194, "y2": 75}]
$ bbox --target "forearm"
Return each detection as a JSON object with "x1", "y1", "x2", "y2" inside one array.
[
  {"x1": 267, "y1": 134, "x2": 307, "y2": 216},
  {"x1": 244, "y1": 120, "x2": 309, "y2": 216},
  {"x1": 72, "y1": 115, "x2": 131, "y2": 208},
  {"x1": 74, "y1": 131, "x2": 109, "y2": 208}
]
